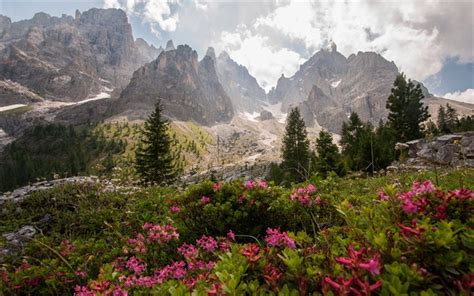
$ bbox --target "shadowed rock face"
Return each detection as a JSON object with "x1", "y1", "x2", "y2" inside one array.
[
  {"x1": 268, "y1": 46, "x2": 399, "y2": 132},
  {"x1": 0, "y1": 8, "x2": 161, "y2": 102},
  {"x1": 267, "y1": 45, "x2": 473, "y2": 133},
  {"x1": 116, "y1": 45, "x2": 234, "y2": 126},
  {"x1": 215, "y1": 50, "x2": 267, "y2": 113}
]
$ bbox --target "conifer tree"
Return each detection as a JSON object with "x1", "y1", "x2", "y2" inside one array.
[
  {"x1": 281, "y1": 107, "x2": 310, "y2": 182},
  {"x1": 445, "y1": 103, "x2": 459, "y2": 132},
  {"x1": 312, "y1": 130, "x2": 345, "y2": 177},
  {"x1": 437, "y1": 105, "x2": 449, "y2": 134},
  {"x1": 135, "y1": 102, "x2": 176, "y2": 185},
  {"x1": 386, "y1": 73, "x2": 429, "y2": 142}
]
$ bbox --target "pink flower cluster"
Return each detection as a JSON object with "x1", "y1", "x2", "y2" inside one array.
[
  {"x1": 126, "y1": 256, "x2": 146, "y2": 275},
  {"x1": 170, "y1": 205, "x2": 181, "y2": 213},
  {"x1": 128, "y1": 224, "x2": 179, "y2": 254},
  {"x1": 178, "y1": 243, "x2": 199, "y2": 259},
  {"x1": 396, "y1": 181, "x2": 436, "y2": 214},
  {"x1": 335, "y1": 245, "x2": 381, "y2": 276},
  {"x1": 325, "y1": 244, "x2": 383, "y2": 294},
  {"x1": 265, "y1": 228, "x2": 296, "y2": 249},
  {"x1": 196, "y1": 235, "x2": 218, "y2": 252},
  {"x1": 323, "y1": 276, "x2": 382, "y2": 295},
  {"x1": 290, "y1": 184, "x2": 320, "y2": 206},
  {"x1": 201, "y1": 196, "x2": 211, "y2": 205},
  {"x1": 143, "y1": 223, "x2": 179, "y2": 244},
  {"x1": 244, "y1": 179, "x2": 268, "y2": 190}
]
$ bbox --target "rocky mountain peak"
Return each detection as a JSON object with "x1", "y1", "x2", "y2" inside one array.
[
  {"x1": 115, "y1": 43, "x2": 233, "y2": 125},
  {"x1": 0, "y1": 8, "x2": 161, "y2": 103},
  {"x1": 205, "y1": 47, "x2": 216, "y2": 64},
  {"x1": 165, "y1": 39, "x2": 175, "y2": 51}
]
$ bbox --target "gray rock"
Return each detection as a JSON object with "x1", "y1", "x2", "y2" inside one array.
[
  {"x1": 258, "y1": 110, "x2": 274, "y2": 121},
  {"x1": 115, "y1": 44, "x2": 234, "y2": 125},
  {"x1": 392, "y1": 132, "x2": 474, "y2": 169}
]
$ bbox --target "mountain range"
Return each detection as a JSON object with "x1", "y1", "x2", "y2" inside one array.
[{"x1": 0, "y1": 8, "x2": 472, "y2": 142}]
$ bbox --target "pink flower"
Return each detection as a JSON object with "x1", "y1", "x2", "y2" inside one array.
[
  {"x1": 143, "y1": 224, "x2": 179, "y2": 244},
  {"x1": 378, "y1": 191, "x2": 389, "y2": 201},
  {"x1": 402, "y1": 200, "x2": 418, "y2": 213},
  {"x1": 126, "y1": 256, "x2": 146, "y2": 274},
  {"x1": 449, "y1": 188, "x2": 474, "y2": 201},
  {"x1": 196, "y1": 235, "x2": 218, "y2": 252},
  {"x1": 315, "y1": 195, "x2": 322, "y2": 205},
  {"x1": 258, "y1": 179, "x2": 268, "y2": 189},
  {"x1": 178, "y1": 243, "x2": 199, "y2": 259},
  {"x1": 411, "y1": 180, "x2": 436, "y2": 195},
  {"x1": 399, "y1": 224, "x2": 423, "y2": 236},
  {"x1": 335, "y1": 257, "x2": 353, "y2": 266},
  {"x1": 244, "y1": 179, "x2": 256, "y2": 190},
  {"x1": 359, "y1": 256, "x2": 381, "y2": 276},
  {"x1": 227, "y1": 230, "x2": 236, "y2": 241},
  {"x1": 113, "y1": 288, "x2": 128, "y2": 296},
  {"x1": 169, "y1": 261, "x2": 187, "y2": 279},
  {"x1": 74, "y1": 285, "x2": 95, "y2": 296},
  {"x1": 264, "y1": 263, "x2": 283, "y2": 287},
  {"x1": 201, "y1": 196, "x2": 211, "y2": 205},
  {"x1": 241, "y1": 243, "x2": 261, "y2": 263},
  {"x1": 238, "y1": 195, "x2": 247, "y2": 203},
  {"x1": 170, "y1": 205, "x2": 181, "y2": 213},
  {"x1": 434, "y1": 204, "x2": 448, "y2": 220},
  {"x1": 265, "y1": 228, "x2": 296, "y2": 249},
  {"x1": 306, "y1": 184, "x2": 316, "y2": 193},
  {"x1": 212, "y1": 183, "x2": 221, "y2": 191}
]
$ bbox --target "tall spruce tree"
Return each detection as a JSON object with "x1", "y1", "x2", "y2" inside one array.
[
  {"x1": 135, "y1": 102, "x2": 176, "y2": 185},
  {"x1": 386, "y1": 73, "x2": 429, "y2": 142},
  {"x1": 437, "y1": 105, "x2": 449, "y2": 134},
  {"x1": 340, "y1": 113, "x2": 370, "y2": 171},
  {"x1": 445, "y1": 103, "x2": 459, "y2": 132},
  {"x1": 312, "y1": 130, "x2": 345, "y2": 177},
  {"x1": 281, "y1": 107, "x2": 310, "y2": 182}
]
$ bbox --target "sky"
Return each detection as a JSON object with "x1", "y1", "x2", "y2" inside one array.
[{"x1": 0, "y1": 0, "x2": 473, "y2": 103}]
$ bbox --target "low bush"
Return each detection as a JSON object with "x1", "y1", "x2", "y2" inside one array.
[{"x1": 0, "y1": 169, "x2": 472, "y2": 295}]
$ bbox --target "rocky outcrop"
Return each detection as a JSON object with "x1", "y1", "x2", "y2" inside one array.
[
  {"x1": 268, "y1": 43, "x2": 472, "y2": 133},
  {"x1": 0, "y1": 9, "x2": 159, "y2": 103},
  {"x1": 391, "y1": 132, "x2": 474, "y2": 170},
  {"x1": 0, "y1": 79, "x2": 43, "y2": 106},
  {"x1": 216, "y1": 50, "x2": 267, "y2": 112},
  {"x1": 115, "y1": 44, "x2": 234, "y2": 125}
]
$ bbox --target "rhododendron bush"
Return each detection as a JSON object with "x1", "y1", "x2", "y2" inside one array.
[{"x1": 0, "y1": 173, "x2": 473, "y2": 295}]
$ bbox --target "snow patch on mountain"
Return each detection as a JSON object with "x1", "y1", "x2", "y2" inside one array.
[
  {"x1": 0, "y1": 104, "x2": 28, "y2": 112},
  {"x1": 331, "y1": 79, "x2": 341, "y2": 88},
  {"x1": 262, "y1": 102, "x2": 287, "y2": 124}
]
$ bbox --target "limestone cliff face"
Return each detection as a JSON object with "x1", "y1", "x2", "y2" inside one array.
[
  {"x1": 215, "y1": 50, "x2": 267, "y2": 112},
  {"x1": 267, "y1": 43, "x2": 461, "y2": 133},
  {"x1": 116, "y1": 45, "x2": 234, "y2": 125},
  {"x1": 0, "y1": 9, "x2": 160, "y2": 103}
]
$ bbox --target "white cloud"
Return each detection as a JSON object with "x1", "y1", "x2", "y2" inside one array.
[
  {"x1": 443, "y1": 89, "x2": 474, "y2": 104},
  {"x1": 213, "y1": 0, "x2": 472, "y2": 89},
  {"x1": 103, "y1": 0, "x2": 180, "y2": 36},
  {"x1": 216, "y1": 29, "x2": 304, "y2": 92}
]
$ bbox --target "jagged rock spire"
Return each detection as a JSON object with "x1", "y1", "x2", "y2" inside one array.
[
  {"x1": 205, "y1": 47, "x2": 216, "y2": 64},
  {"x1": 165, "y1": 39, "x2": 175, "y2": 51}
]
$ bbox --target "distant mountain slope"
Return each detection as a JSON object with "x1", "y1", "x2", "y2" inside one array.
[
  {"x1": 213, "y1": 49, "x2": 267, "y2": 112},
  {"x1": 114, "y1": 44, "x2": 234, "y2": 125},
  {"x1": 0, "y1": 8, "x2": 160, "y2": 104},
  {"x1": 269, "y1": 42, "x2": 473, "y2": 132}
]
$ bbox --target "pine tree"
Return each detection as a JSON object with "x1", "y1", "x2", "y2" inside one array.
[
  {"x1": 312, "y1": 130, "x2": 345, "y2": 177},
  {"x1": 135, "y1": 102, "x2": 176, "y2": 185},
  {"x1": 445, "y1": 103, "x2": 459, "y2": 132},
  {"x1": 386, "y1": 73, "x2": 429, "y2": 142},
  {"x1": 437, "y1": 105, "x2": 449, "y2": 134},
  {"x1": 281, "y1": 107, "x2": 310, "y2": 182}
]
